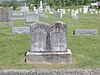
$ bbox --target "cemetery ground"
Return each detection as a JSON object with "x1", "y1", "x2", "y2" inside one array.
[{"x1": 0, "y1": 11, "x2": 100, "y2": 69}]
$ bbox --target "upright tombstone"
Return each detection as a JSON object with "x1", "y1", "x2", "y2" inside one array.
[
  {"x1": 0, "y1": 7, "x2": 11, "y2": 22},
  {"x1": 95, "y1": 10, "x2": 98, "y2": 14},
  {"x1": 50, "y1": 22, "x2": 67, "y2": 51},
  {"x1": 20, "y1": 4, "x2": 29, "y2": 12},
  {"x1": 71, "y1": 10, "x2": 78, "y2": 19},
  {"x1": 33, "y1": 6, "x2": 36, "y2": 12},
  {"x1": 82, "y1": 6, "x2": 88, "y2": 14},
  {"x1": 0, "y1": 7, "x2": 13, "y2": 26},
  {"x1": 57, "y1": 9, "x2": 65, "y2": 14},
  {"x1": 25, "y1": 12, "x2": 39, "y2": 25},
  {"x1": 25, "y1": 21, "x2": 72, "y2": 64},
  {"x1": 37, "y1": 1, "x2": 43, "y2": 13},
  {"x1": 55, "y1": 11, "x2": 62, "y2": 19},
  {"x1": 68, "y1": 9, "x2": 71, "y2": 12},
  {"x1": 79, "y1": 8, "x2": 82, "y2": 12}
]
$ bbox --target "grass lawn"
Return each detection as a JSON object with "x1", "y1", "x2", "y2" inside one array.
[{"x1": 0, "y1": 10, "x2": 100, "y2": 70}]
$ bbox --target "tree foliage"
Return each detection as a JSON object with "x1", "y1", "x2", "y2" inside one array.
[{"x1": 0, "y1": 0, "x2": 99, "y2": 9}]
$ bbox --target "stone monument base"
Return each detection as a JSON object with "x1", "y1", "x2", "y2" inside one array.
[{"x1": 25, "y1": 49, "x2": 72, "y2": 64}]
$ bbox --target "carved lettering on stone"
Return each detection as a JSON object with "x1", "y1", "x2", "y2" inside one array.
[
  {"x1": 30, "y1": 22, "x2": 49, "y2": 52},
  {"x1": 50, "y1": 22, "x2": 67, "y2": 51},
  {"x1": 30, "y1": 21, "x2": 67, "y2": 52}
]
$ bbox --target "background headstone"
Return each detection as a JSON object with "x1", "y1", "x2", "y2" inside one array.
[
  {"x1": 10, "y1": 11, "x2": 25, "y2": 20},
  {"x1": 50, "y1": 22, "x2": 67, "y2": 51},
  {"x1": 73, "y1": 30, "x2": 97, "y2": 35},
  {"x1": 71, "y1": 10, "x2": 78, "y2": 19},
  {"x1": 55, "y1": 11, "x2": 62, "y2": 18},
  {"x1": 0, "y1": 7, "x2": 11, "y2": 22},
  {"x1": 39, "y1": 14, "x2": 48, "y2": 19},
  {"x1": 20, "y1": 5, "x2": 29, "y2": 12},
  {"x1": 12, "y1": 27, "x2": 30, "y2": 34},
  {"x1": 25, "y1": 12, "x2": 39, "y2": 25}
]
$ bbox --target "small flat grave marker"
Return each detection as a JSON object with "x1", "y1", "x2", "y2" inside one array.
[
  {"x1": 12, "y1": 27, "x2": 30, "y2": 34},
  {"x1": 73, "y1": 29, "x2": 97, "y2": 36}
]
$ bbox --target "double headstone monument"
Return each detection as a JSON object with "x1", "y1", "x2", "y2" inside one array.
[{"x1": 25, "y1": 21, "x2": 72, "y2": 64}]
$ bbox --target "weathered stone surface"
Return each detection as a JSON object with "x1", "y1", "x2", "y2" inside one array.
[
  {"x1": 73, "y1": 29, "x2": 97, "y2": 35},
  {"x1": 25, "y1": 12, "x2": 39, "y2": 26},
  {"x1": 0, "y1": 7, "x2": 11, "y2": 22},
  {"x1": 26, "y1": 49, "x2": 72, "y2": 64},
  {"x1": 50, "y1": 21, "x2": 67, "y2": 51},
  {"x1": 25, "y1": 21, "x2": 72, "y2": 64},
  {"x1": 30, "y1": 22, "x2": 49, "y2": 52},
  {"x1": 12, "y1": 27, "x2": 30, "y2": 34},
  {"x1": 0, "y1": 69, "x2": 100, "y2": 75},
  {"x1": 20, "y1": 6, "x2": 29, "y2": 12}
]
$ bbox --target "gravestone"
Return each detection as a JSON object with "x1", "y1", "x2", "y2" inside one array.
[
  {"x1": 20, "y1": 5, "x2": 29, "y2": 12},
  {"x1": 71, "y1": 10, "x2": 78, "y2": 19},
  {"x1": 68, "y1": 9, "x2": 71, "y2": 12},
  {"x1": 73, "y1": 29, "x2": 97, "y2": 35},
  {"x1": 50, "y1": 22, "x2": 67, "y2": 51},
  {"x1": 57, "y1": 9, "x2": 65, "y2": 14},
  {"x1": 25, "y1": 21, "x2": 72, "y2": 64},
  {"x1": 82, "y1": 6, "x2": 88, "y2": 14},
  {"x1": 25, "y1": 12, "x2": 39, "y2": 25},
  {"x1": 95, "y1": 10, "x2": 98, "y2": 14},
  {"x1": 12, "y1": 27, "x2": 30, "y2": 34},
  {"x1": 10, "y1": 11, "x2": 25, "y2": 20},
  {"x1": 0, "y1": 7, "x2": 11, "y2": 22},
  {"x1": 55, "y1": 11, "x2": 62, "y2": 18},
  {"x1": 33, "y1": 6, "x2": 36, "y2": 12},
  {"x1": 39, "y1": 14, "x2": 48, "y2": 19},
  {"x1": 0, "y1": 7, "x2": 13, "y2": 26}
]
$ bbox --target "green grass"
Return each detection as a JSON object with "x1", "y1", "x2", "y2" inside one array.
[{"x1": 0, "y1": 10, "x2": 100, "y2": 69}]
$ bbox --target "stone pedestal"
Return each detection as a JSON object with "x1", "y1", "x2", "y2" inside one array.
[{"x1": 25, "y1": 49, "x2": 72, "y2": 64}]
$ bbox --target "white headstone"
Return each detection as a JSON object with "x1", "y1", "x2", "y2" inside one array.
[
  {"x1": 20, "y1": 6, "x2": 29, "y2": 12},
  {"x1": 79, "y1": 8, "x2": 82, "y2": 12},
  {"x1": 68, "y1": 9, "x2": 71, "y2": 12},
  {"x1": 71, "y1": 10, "x2": 78, "y2": 19},
  {"x1": 83, "y1": 6, "x2": 88, "y2": 14},
  {"x1": 95, "y1": 10, "x2": 98, "y2": 14},
  {"x1": 40, "y1": 1, "x2": 43, "y2": 9},
  {"x1": 99, "y1": 11, "x2": 100, "y2": 14},
  {"x1": 33, "y1": 6, "x2": 36, "y2": 12},
  {"x1": 57, "y1": 9, "x2": 65, "y2": 14},
  {"x1": 76, "y1": 9, "x2": 79, "y2": 14}
]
